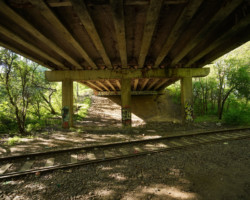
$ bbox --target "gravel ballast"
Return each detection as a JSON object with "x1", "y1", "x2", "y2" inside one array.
[{"x1": 1, "y1": 138, "x2": 250, "y2": 200}]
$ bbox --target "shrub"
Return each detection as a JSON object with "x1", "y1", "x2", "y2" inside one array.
[
  {"x1": 6, "y1": 136, "x2": 21, "y2": 146},
  {"x1": 223, "y1": 103, "x2": 250, "y2": 125},
  {"x1": 26, "y1": 123, "x2": 42, "y2": 132},
  {"x1": 75, "y1": 97, "x2": 91, "y2": 120}
]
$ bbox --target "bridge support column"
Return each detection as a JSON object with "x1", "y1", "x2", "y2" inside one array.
[
  {"x1": 121, "y1": 79, "x2": 131, "y2": 127},
  {"x1": 62, "y1": 79, "x2": 73, "y2": 128},
  {"x1": 181, "y1": 77, "x2": 193, "y2": 123}
]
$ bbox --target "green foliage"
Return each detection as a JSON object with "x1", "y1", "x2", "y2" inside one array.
[
  {"x1": 228, "y1": 62, "x2": 250, "y2": 100},
  {"x1": 167, "y1": 41, "x2": 250, "y2": 123},
  {"x1": 26, "y1": 123, "x2": 42, "y2": 132},
  {"x1": 223, "y1": 102, "x2": 250, "y2": 125},
  {"x1": 5, "y1": 136, "x2": 21, "y2": 146},
  {"x1": 0, "y1": 47, "x2": 92, "y2": 135},
  {"x1": 74, "y1": 97, "x2": 91, "y2": 120},
  {"x1": 0, "y1": 101, "x2": 17, "y2": 132},
  {"x1": 166, "y1": 81, "x2": 181, "y2": 105}
]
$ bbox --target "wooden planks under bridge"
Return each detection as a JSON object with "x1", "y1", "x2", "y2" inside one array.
[{"x1": 0, "y1": 0, "x2": 249, "y2": 127}]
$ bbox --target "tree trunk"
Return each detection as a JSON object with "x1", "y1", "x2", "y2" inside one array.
[
  {"x1": 14, "y1": 106, "x2": 25, "y2": 134},
  {"x1": 40, "y1": 93, "x2": 57, "y2": 114},
  {"x1": 218, "y1": 87, "x2": 235, "y2": 119}
]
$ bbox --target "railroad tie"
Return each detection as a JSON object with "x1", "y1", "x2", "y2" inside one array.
[
  {"x1": 208, "y1": 135, "x2": 220, "y2": 140},
  {"x1": 215, "y1": 134, "x2": 230, "y2": 139},
  {"x1": 104, "y1": 150, "x2": 117, "y2": 158},
  {"x1": 143, "y1": 144, "x2": 159, "y2": 151},
  {"x1": 45, "y1": 158, "x2": 55, "y2": 167},
  {"x1": 70, "y1": 154, "x2": 78, "y2": 164},
  {"x1": 0, "y1": 164, "x2": 12, "y2": 175},
  {"x1": 181, "y1": 139, "x2": 193, "y2": 145},
  {"x1": 19, "y1": 160, "x2": 34, "y2": 172},
  {"x1": 86, "y1": 152, "x2": 96, "y2": 160},
  {"x1": 196, "y1": 137, "x2": 211, "y2": 142},
  {"x1": 157, "y1": 143, "x2": 170, "y2": 148},
  {"x1": 0, "y1": 128, "x2": 249, "y2": 180},
  {"x1": 232, "y1": 133, "x2": 247, "y2": 137},
  {"x1": 133, "y1": 146, "x2": 144, "y2": 153},
  {"x1": 119, "y1": 148, "x2": 130, "y2": 155},
  {"x1": 169, "y1": 141, "x2": 183, "y2": 146}
]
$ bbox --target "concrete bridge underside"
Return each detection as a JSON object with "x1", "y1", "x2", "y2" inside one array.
[{"x1": 0, "y1": 0, "x2": 249, "y2": 127}]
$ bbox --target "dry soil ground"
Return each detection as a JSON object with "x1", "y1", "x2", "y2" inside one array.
[{"x1": 0, "y1": 96, "x2": 249, "y2": 200}]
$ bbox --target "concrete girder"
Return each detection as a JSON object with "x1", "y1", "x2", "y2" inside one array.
[{"x1": 45, "y1": 68, "x2": 210, "y2": 82}]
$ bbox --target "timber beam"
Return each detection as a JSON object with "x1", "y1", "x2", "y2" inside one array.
[
  {"x1": 95, "y1": 91, "x2": 163, "y2": 96},
  {"x1": 47, "y1": 0, "x2": 187, "y2": 7},
  {"x1": 45, "y1": 68, "x2": 210, "y2": 82}
]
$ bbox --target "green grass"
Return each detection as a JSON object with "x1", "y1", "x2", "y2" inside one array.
[{"x1": 194, "y1": 115, "x2": 220, "y2": 123}]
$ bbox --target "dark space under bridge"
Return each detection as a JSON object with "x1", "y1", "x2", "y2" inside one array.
[{"x1": 0, "y1": 0, "x2": 249, "y2": 127}]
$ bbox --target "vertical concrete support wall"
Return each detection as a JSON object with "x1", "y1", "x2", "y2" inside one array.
[
  {"x1": 121, "y1": 79, "x2": 132, "y2": 127},
  {"x1": 62, "y1": 79, "x2": 73, "y2": 128},
  {"x1": 181, "y1": 77, "x2": 193, "y2": 123}
]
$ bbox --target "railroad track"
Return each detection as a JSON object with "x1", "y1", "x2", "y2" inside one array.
[{"x1": 0, "y1": 127, "x2": 249, "y2": 179}]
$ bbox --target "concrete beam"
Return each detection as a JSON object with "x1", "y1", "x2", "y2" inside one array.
[
  {"x1": 0, "y1": 1, "x2": 82, "y2": 70},
  {"x1": 111, "y1": 0, "x2": 127, "y2": 68},
  {"x1": 45, "y1": 68, "x2": 210, "y2": 81},
  {"x1": 138, "y1": 0, "x2": 163, "y2": 68},
  {"x1": 29, "y1": 0, "x2": 97, "y2": 69},
  {"x1": 70, "y1": 0, "x2": 112, "y2": 68}
]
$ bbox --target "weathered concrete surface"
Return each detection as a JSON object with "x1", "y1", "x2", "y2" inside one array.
[
  {"x1": 62, "y1": 79, "x2": 73, "y2": 128},
  {"x1": 45, "y1": 68, "x2": 210, "y2": 82},
  {"x1": 121, "y1": 79, "x2": 132, "y2": 127},
  {"x1": 181, "y1": 77, "x2": 193, "y2": 122},
  {"x1": 109, "y1": 92, "x2": 181, "y2": 123}
]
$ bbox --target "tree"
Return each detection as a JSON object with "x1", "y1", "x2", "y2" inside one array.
[
  {"x1": 0, "y1": 49, "x2": 39, "y2": 134},
  {"x1": 32, "y1": 70, "x2": 58, "y2": 115},
  {"x1": 215, "y1": 58, "x2": 250, "y2": 119}
]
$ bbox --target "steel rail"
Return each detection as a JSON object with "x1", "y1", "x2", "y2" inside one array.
[
  {"x1": 0, "y1": 127, "x2": 249, "y2": 161},
  {"x1": 0, "y1": 128, "x2": 249, "y2": 180}
]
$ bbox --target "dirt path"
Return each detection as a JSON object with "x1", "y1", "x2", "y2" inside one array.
[{"x1": 77, "y1": 95, "x2": 145, "y2": 128}]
